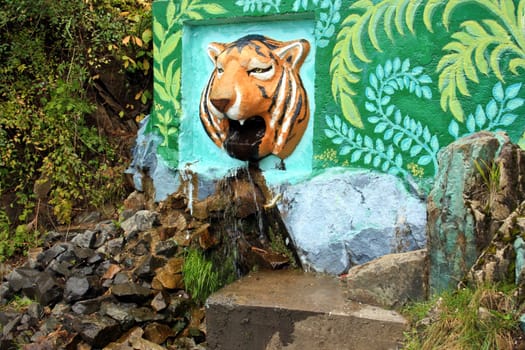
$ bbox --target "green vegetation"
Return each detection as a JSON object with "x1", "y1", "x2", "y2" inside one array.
[
  {"x1": 4, "y1": 296, "x2": 35, "y2": 312},
  {"x1": 0, "y1": 1, "x2": 153, "y2": 259},
  {"x1": 473, "y1": 158, "x2": 501, "y2": 213},
  {"x1": 182, "y1": 249, "x2": 221, "y2": 304},
  {"x1": 403, "y1": 283, "x2": 518, "y2": 350}
]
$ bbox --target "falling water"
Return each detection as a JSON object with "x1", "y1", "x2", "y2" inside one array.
[
  {"x1": 188, "y1": 163, "x2": 300, "y2": 278},
  {"x1": 245, "y1": 165, "x2": 266, "y2": 243}
]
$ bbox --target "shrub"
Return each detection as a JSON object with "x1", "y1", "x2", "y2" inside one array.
[{"x1": 0, "y1": 0, "x2": 153, "y2": 244}]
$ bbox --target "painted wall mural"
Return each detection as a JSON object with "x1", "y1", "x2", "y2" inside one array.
[
  {"x1": 199, "y1": 35, "x2": 311, "y2": 162},
  {"x1": 151, "y1": 0, "x2": 525, "y2": 189}
]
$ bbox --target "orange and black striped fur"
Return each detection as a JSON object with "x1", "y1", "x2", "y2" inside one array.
[{"x1": 199, "y1": 34, "x2": 310, "y2": 162}]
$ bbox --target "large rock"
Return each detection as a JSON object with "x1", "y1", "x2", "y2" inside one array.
[
  {"x1": 427, "y1": 132, "x2": 525, "y2": 293},
  {"x1": 341, "y1": 249, "x2": 427, "y2": 308},
  {"x1": 278, "y1": 168, "x2": 427, "y2": 274}
]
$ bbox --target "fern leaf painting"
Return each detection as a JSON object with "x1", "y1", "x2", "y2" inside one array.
[
  {"x1": 152, "y1": 0, "x2": 226, "y2": 159},
  {"x1": 331, "y1": 0, "x2": 525, "y2": 127},
  {"x1": 437, "y1": 0, "x2": 525, "y2": 121},
  {"x1": 330, "y1": 0, "x2": 428, "y2": 128},
  {"x1": 325, "y1": 59, "x2": 439, "y2": 178}
]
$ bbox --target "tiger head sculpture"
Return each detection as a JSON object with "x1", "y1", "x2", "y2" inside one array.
[{"x1": 199, "y1": 34, "x2": 310, "y2": 162}]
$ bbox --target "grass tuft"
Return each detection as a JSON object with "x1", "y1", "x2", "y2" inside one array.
[
  {"x1": 182, "y1": 249, "x2": 220, "y2": 304},
  {"x1": 402, "y1": 283, "x2": 518, "y2": 350}
]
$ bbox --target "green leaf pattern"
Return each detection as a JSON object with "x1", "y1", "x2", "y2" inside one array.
[
  {"x1": 325, "y1": 59, "x2": 439, "y2": 176},
  {"x1": 330, "y1": 0, "x2": 430, "y2": 128},
  {"x1": 237, "y1": 0, "x2": 342, "y2": 48},
  {"x1": 153, "y1": 0, "x2": 226, "y2": 148},
  {"x1": 235, "y1": 0, "x2": 281, "y2": 13},
  {"x1": 448, "y1": 82, "x2": 524, "y2": 139}
]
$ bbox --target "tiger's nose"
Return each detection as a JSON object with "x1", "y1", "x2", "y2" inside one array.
[{"x1": 211, "y1": 98, "x2": 230, "y2": 113}]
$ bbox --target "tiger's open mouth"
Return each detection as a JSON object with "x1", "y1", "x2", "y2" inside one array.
[{"x1": 224, "y1": 116, "x2": 266, "y2": 161}]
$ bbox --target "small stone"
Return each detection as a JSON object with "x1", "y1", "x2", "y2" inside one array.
[
  {"x1": 129, "y1": 307, "x2": 165, "y2": 323},
  {"x1": 54, "y1": 247, "x2": 76, "y2": 265},
  {"x1": 119, "y1": 209, "x2": 136, "y2": 223},
  {"x1": 104, "y1": 326, "x2": 143, "y2": 349},
  {"x1": 113, "y1": 272, "x2": 131, "y2": 285},
  {"x1": 48, "y1": 259, "x2": 72, "y2": 277},
  {"x1": 167, "y1": 293, "x2": 191, "y2": 316},
  {"x1": 100, "y1": 237, "x2": 124, "y2": 257},
  {"x1": 111, "y1": 283, "x2": 152, "y2": 303},
  {"x1": 100, "y1": 302, "x2": 136, "y2": 329},
  {"x1": 152, "y1": 257, "x2": 184, "y2": 290},
  {"x1": 165, "y1": 257, "x2": 184, "y2": 274},
  {"x1": 35, "y1": 276, "x2": 63, "y2": 306},
  {"x1": 72, "y1": 297, "x2": 106, "y2": 315},
  {"x1": 129, "y1": 239, "x2": 150, "y2": 256},
  {"x1": 124, "y1": 191, "x2": 146, "y2": 211},
  {"x1": 68, "y1": 313, "x2": 121, "y2": 348},
  {"x1": 51, "y1": 302, "x2": 71, "y2": 317},
  {"x1": 133, "y1": 254, "x2": 166, "y2": 280},
  {"x1": 120, "y1": 210, "x2": 158, "y2": 239},
  {"x1": 159, "y1": 211, "x2": 187, "y2": 237},
  {"x1": 71, "y1": 230, "x2": 97, "y2": 249},
  {"x1": 143, "y1": 322, "x2": 174, "y2": 344},
  {"x1": 341, "y1": 249, "x2": 427, "y2": 308},
  {"x1": 197, "y1": 225, "x2": 218, "y2": 250},
  {"x1": 43, "y1": 231, "x2": 64, "y2": 244},
  {"x1": 154, "y1": 239, "x2": 178, "y2": 257},
  {"x1": 102, "y1": 264, "x2": 122, "y2": 281},
  {"x1": 96, "y1": 219, "x2": 118, "y2": 233},
  {"x1": 73, "y1": 246, "x2": 95, "y2": 260},
  {"x1": 150, "y1": 292, "x2": 168, "y2": 312},
  {"x1": 2, "y1": 315, "x2": 21, "y2": 338},
  {"x1": 93, "y1": 231, "x2": 111, "y2": 249},
  {"x1": 64, "y1": 276, "x2": 90, "y2": 303},
  {"x1": 0, "y1": 283, "x2": 11, "y2": 304},
  {"x1": 87, "y1": 253, "x2": 103, "y2": 265},
  {"x1": 105, "y1": 326, "x2": 165, "y2": 350},
  {"x1": 154, "y1": 271, "x2": 183, "y2": 291}
]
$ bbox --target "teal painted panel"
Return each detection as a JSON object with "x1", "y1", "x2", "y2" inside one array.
[
  {"x1": 180, "y1": 18, "x2": 316, "y2": 180},
  {"x1": 151, "y1": 0, "x2": 525, "y2": 188}
]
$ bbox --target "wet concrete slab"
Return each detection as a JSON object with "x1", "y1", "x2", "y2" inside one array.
[{"x1": 206, "y1": 270, "x2": 407, "y2": 350}]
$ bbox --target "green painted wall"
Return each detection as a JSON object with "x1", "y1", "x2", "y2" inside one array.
[{"x1": 150, "y1": 0, "x2": 525, "y2": 188}]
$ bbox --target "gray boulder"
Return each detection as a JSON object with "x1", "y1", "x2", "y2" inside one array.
[{"x1": 278, "y1": 168, "x2": 427, "y2": 274}]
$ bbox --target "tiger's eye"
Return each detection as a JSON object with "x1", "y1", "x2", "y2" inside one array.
[
  {"x1": 217, "y1": 67, "x2": 224, "y2": 73},
  {"x1": 248, "y1": 66, "x2": 271, "y2": 74}
]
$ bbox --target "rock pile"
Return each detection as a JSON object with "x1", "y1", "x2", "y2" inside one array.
[{"x1": 0, "y1": 192, "x2": 208, "y2": 349}]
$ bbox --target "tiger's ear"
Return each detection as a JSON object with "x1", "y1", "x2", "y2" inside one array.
[
  {"x1": 207, "y1": 42, "x2": 225, "y2": 63},
  {"x1": 274, "y1": 39, "x2": 310, "y2": 70}
]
